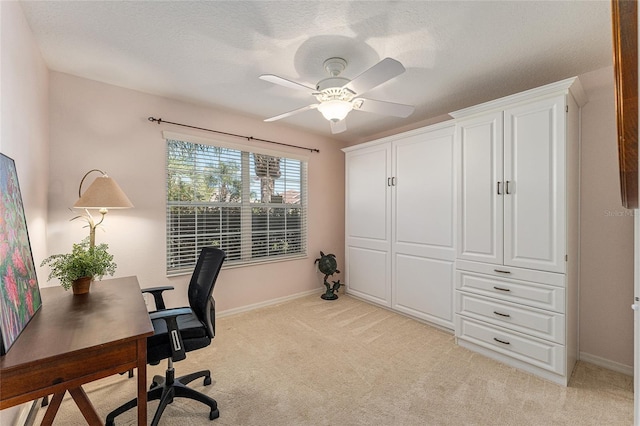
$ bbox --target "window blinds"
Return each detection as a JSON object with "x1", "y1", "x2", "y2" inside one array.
[{"x1": 166, "y1": 138, "x2": 307, "y2": 275}]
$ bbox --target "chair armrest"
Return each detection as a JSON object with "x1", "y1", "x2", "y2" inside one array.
[
  {"x1": 142, "y1": 286, "x2": 175, "y2": 311},
  {"x1": 149, "y1": 307, "x2": 193, "y2": 362},
  {"x1": 149, "y1": 307, "x2": 193, "y2": 321}
]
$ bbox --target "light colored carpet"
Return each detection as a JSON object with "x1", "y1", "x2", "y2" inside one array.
[{"x1": 35, "y1": 293, "x2": 633, "y2": 425}]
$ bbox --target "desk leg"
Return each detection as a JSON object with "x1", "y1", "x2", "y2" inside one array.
[
  {"x1": 68, "y1": 387, "x2": 103, "y2": 425},
  {"x1": 41, "y1": 391, "x2": 65, "y2": 426},
  {"x1": 137, "y1": 338, "x2": 148, "y2": 425}
]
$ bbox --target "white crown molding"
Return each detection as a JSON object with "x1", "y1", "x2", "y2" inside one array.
[{"x1": 450, "y1": 77, "x2": 587, "y2": 119}]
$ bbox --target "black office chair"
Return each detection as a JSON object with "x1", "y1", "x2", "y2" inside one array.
[{"x1": 106, "y1": 247, "x2": 225, "y2": 426}]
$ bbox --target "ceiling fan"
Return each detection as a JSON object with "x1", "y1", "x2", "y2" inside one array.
[{"x1": 260, "y1": 57, "x2": 415, "y2": 134}]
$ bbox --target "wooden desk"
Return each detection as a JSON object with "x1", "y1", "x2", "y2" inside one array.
[{"x1": 0, "y1": 276, "x2": 153, "y2": 425}]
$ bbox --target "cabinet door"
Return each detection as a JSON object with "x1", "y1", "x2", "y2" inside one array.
[
  {"x1": 392, "y1": 126, "x2": 456, "y2": 328},
  {"x1": 503, "y1": 95, "x2": 566, "y2": 273},
  {"x1": 457, "y1": 112, "x2": 504, "y2": 265},
  {"x1": 345, "y1": 144, "x2": 392, "y2": 306}
]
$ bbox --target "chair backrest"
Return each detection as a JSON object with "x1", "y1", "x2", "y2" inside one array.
[{"x1": 188, "y1": 247, "x2": 225, "y2": 338}]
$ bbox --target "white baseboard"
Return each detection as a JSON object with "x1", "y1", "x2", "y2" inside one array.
[
  {"x1": 217, "y1": 288, "x2": 321, "y2": 318},
  {"x1": 579, "y1": 352, "x2": 634, "y2": 376}
]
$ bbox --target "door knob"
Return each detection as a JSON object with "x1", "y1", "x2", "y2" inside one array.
[{"x1": 632, "y1": 304, "x2": 639, "y2": 311}]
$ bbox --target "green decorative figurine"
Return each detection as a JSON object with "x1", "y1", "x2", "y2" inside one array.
[{"x1": 315, "y1": 251, "x2": 342, "y2": 300}]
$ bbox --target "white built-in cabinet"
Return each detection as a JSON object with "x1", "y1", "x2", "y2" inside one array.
[
  {"x1": 457, "y1": 96, "x2": 567, "y2": 273},
  {"x1": 343, "y1": 122, "x2": 457, "y2": 330},
  {"x1": 343, "y1": 77, "x2": 586, "y2": 386},
  {"x1": 452, "y1": 78, "x2": 585, "y2": 385}
]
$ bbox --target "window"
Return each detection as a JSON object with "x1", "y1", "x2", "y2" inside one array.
[{"x1": 166, "y1": 136, "x2": 307, "y2": 275}]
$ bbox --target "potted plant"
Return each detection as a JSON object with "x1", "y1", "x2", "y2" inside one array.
[{"x1": 41, "y1": 238, "x2": 117, "y2": 294}]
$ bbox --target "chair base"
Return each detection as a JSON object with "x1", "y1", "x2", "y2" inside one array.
[{"x1": 106, "y1": 367, "x2": 218, "y2": 426}]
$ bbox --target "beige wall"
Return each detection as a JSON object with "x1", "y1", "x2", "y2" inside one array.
[
  {"x1": 0, "y1": 2, "x2": 50, "y2": 423},
  {"x1": 1, "y1": 1, "x2": 49, "y2": 272},
  {"x1": 46, "y1": 72, "x2": 346, "y2": 312},
  {"x1": 579, "y1": 66, "x2": 634, "y2": 368}
]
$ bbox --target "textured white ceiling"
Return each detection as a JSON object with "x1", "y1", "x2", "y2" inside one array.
[{"x1": 20, "y1": 1, "x2": 613, "y2": 143}]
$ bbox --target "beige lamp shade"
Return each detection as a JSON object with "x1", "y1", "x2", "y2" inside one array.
[{"x1": 73, "y1": 174, "x2": 134, "y2": 209}]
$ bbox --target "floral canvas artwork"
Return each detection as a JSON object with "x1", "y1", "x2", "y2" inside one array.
[{"x1": 0, "y1": 153, "x2": 41, "y2": 355}]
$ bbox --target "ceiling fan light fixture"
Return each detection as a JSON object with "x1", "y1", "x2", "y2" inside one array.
[
  {"x1": 261, "y1": 57, "x2": 413, "y2": 132},
  {"x1": 317, "y1": 100, "x2": 353, "y2": 122}
]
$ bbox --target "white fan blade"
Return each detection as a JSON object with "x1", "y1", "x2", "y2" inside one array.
[
  {"x1": 330, "y1": 119, "x2": 347, "y2": 134},
  {"x1": 353, "y1": 98, "x2": 414, "y2": 118},
  {"x1": 342, "y1": 58, "x2": 406, "y2": 95},
  {"x1": 259, "y1": 74, "x2": 316, "y2": 93},
  {"x1": 264, "y1": 104, "x2": 318, "y2": 122}
]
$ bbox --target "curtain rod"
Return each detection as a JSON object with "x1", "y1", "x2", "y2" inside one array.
[{"x1": 148, "y1": 117, "x2": 320, "y2": 153}]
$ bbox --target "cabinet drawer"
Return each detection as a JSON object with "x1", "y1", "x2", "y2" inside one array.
[
  {"x1": 456, "y1": 270, "x2": 565, "y2": 313},
  {"x1": 456, "y1": 316, "x2": 565, "y2": 375},
  {"x1": 457, "y1": 292, "x2": 564, "y2": 344},
  {"x1": 456, "y1": 260, "x2": 565, "y2": 287}
]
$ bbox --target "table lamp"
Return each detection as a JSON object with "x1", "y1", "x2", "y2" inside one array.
[{"x1": 73, "y1": 169, "x2": 133, "y2": 247}]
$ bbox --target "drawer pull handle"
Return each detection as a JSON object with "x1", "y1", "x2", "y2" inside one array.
[
  {"x1": 494, "y1": 269, "x2": 511, "y2": 274},
  {"x1": 493, "y1": 286, "x2": 511, "y2": 292},
  {"x1": 493, "y1": 337, "x2": 510, "y2": 345},
  {"x1": 493, "y1": 311, "x2": 511, "y2": 318}
]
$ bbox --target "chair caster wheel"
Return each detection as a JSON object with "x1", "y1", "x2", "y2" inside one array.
[
  {"x1": 209, "y1": 409, "x2": 219, "y2": 420},
  {"x1": 204, "y1": 376, "x2": 212, "y2": 386}
]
